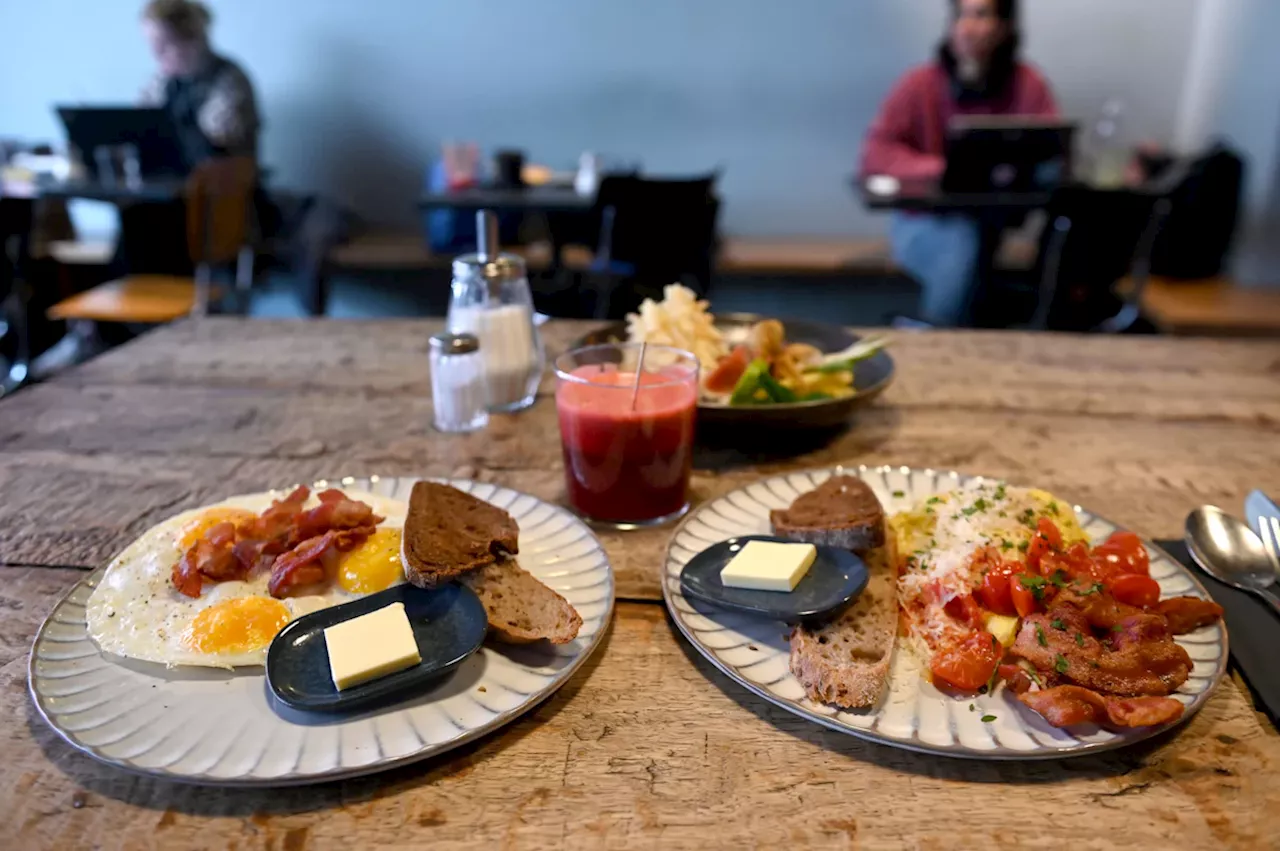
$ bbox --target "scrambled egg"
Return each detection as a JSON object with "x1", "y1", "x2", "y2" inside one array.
[{"x1": 892, "y1": 483, "x2": 1086, "y2": 651}]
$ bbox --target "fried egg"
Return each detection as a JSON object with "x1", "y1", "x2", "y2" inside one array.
[{"x1": 86, "y1": 488, "x2": 409, "y2": 669}]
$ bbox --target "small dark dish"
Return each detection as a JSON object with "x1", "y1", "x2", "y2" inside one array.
[
  {"x1": 679, "y1": 535, "x2": 869, "y2": 622},
  {"x1": 266, "y1": 583, "x2": 488, "y2": 714},
  {"x1": 575, "y1": 314, "x2": 895, "y2": 430}
]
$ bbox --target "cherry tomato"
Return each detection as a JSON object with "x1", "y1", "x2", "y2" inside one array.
[
  {"x1": 1011, "y1": 574, "x2": 1041, "y2": 617},
  {"x1": 1042, "y1": 542, "x2": 1106, "y2": 583},
  {"x1": 930, "y1": 632, "x2": 1002, "y2": 691},
  {"x1": 1107, "y1": 573, "x2": 1161, "y2": 608},
  {"x1": 1092, "y1": 531, "x2": 1150, "y2": 577},
  {"x1": 977, "y1": 568, "x2": 1016, "y2": 616},
  {"x1": 1038, "y1": 517, "x2": 1064, "y2": 548},
  {"x1": 944, "y1": 593, "x2": 984, "y2": 627},
  {"x1": 703, "y1": 346, "x2": 751, "y2": 394},
  {"x1": 1027, "y1": 517, "x2": 1064, "y2": 574}
]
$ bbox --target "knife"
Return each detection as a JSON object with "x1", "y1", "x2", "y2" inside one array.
[
  {"x1": 1159, "y1": 538, "x2": 1280, "y2": 726},
  {"x1": 1245, "y1": 490, "x2": 1280, "y2": 569}
]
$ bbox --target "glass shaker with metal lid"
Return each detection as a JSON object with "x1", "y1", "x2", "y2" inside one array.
[{"x1": 446, "y1": 211, "x2": 544, "y2": 412}]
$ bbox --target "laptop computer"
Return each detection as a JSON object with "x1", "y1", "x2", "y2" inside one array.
[
  {"x1": 942, "y1": 117, "x2": 1077, "y2": 194},
  {"x1": 56, "y1": 106, "x2": 189, "y2": 179}
]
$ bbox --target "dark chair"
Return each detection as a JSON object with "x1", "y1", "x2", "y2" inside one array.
[
  {"x1": 0, "y1": 196, "x2": 34, "y2": 394},
  {"x1": 1027, "y1": 167, "x2": 1187, "y2": 332},
  {"x1": 582, "y1": 173, "x2": 721, "y2": 318}
]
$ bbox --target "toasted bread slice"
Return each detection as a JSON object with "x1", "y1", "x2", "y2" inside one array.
[
  {"x1": 788, "y1": 534, "x2": 897, "y2": 709},
  {"x1": 401, "y1": 482, "x2": 519, "y2": 588},
  {"x1": 770, "y1": 475, "x2": 885, "y2": 553},
  {"x1": 460, "y1": 559, "x2": 582, "y2": 645}
]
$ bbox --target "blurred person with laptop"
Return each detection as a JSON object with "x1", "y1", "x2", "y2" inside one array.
[
  {"x1": 861, "y1": 0, "x2": 1058, "y2": 326},
  {"x1": 116, "y1": 0, "x2": 260, "y2": 275}
]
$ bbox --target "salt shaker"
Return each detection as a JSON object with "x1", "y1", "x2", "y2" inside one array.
[
  {"x1": 429, "y1": 332, "x2": 489, "y2": 433},
  {"x1": 446, "y1": 211, "x2": 544, "y2": 412}
]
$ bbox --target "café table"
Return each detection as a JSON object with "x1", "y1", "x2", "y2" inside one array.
[
  {"x1": 419, "y1": 184, "x2": 594, "y2": 216},
  {"x1": 1, "y1": 319, "x2": 1279, "y2": 849}
]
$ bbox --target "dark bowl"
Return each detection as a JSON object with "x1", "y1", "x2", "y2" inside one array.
[{"x1": 574, "y1": 314, "x2": 895, "y2": 430}]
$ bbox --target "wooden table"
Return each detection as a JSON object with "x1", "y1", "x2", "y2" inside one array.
[{"x1": 3, "y1": 320, "x2": 1280, "y2": 850}]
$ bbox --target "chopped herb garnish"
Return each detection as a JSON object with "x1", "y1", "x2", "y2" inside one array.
[
  {"x1": 1049, "y1": 571, "x2": 1069, "y2": 589},
  {"x1": 969, "y1": 703, "x2": 975, "y2": 711},
  {"x1": 962, "y1": 498, "x2": 990, "y2": 517},
  {"x1": 1078, "y1": 582, "x2": 1105, "y2": 597},
  {"x1": 1000, "y1": 539, "x2": 1014, "y2": 551},
  {"x1": 998, "y1": 511, "x2": 1008, "y2": 518},
  {"x1": 1051, "y1": 619, "x2": 1066, "y2": 630},
  {"x1": 924, "y1": 506, "x2": 935, "y2": 515},
  {"x1": 1112, "y1": 624, "x2": 1124, "y2": 632},
  {"x1": 1054, "y1": 654, "x2": 1070, "y2": 674},
  {"x1": 1017, "y1": 540, "x2": 1030, "y2": 552},
  {"x1": 1048, "y1": 501, "x2": 1060, "y2": 515},
  {"x1": 893, "y1": 490, "x2": 905, "y2": 498},
  {"x1": 1075, "y1": 632, "x2": 1086, "y2": 647},
  {"x1": 929, "y1": 538, "x2": 938, "y2": 548},
  {"x1": 926, "y1": 496, "x2": 942, "y2": 505},
  {"x1": 993, "y1": 484, "x2": 1007, "y2": 501},
  {"x1": 1021, "y1": 575, "x2": 1048, "y2": 600},
  {"x1": 1035, "y1": 625, "x2": 1048, "y2": 647},
  {"x1": 981, "y1": 714, "x2": 997, "y2": 723}
]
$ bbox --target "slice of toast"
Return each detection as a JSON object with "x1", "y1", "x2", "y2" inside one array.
[
  {"x1": 460, "y1": 559, "x2": 582, "y2": 645},
  {"x1": 770, "y1": 475, "x2": 885, "y2": 553},
  {"x1": 788, "y1": 535, "x2": 897, "y2": 709},
  {"x1": 401, "y1": 482, "x2": 519, "y2": 588}
]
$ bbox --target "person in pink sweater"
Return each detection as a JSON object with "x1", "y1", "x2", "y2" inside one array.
[{"x1": 863, "y1": 0, "x2": 1058, "y2": 325}]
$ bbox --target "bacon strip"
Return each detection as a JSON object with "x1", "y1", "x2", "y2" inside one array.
[
  {"x1": 1156, "y1": 597, "x2": 1224, "y2": 634},
  {"x1": 1011, "y1": 606, "x2": 1193, "y2": 696},
  {"x1": 1019, "y1": 685, "x2": 1184, "y2": 728},
  {"x1": 171, "y1": 522, "x2": 244, "y2": 598},
  {"x1": 267, "y1": 525, "x2": 377, "y2": 597},
  {"x1": 171, "y1": 487, "x2": 382, "y2": 598}
]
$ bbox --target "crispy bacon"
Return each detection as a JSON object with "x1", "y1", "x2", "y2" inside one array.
[
  {"x1": 1156, "y1": 597, "x2": 1224, "y2": 634},
  {"x1": 1011, "y1": 605, "x2": 1192, "y2": 696},
  {"x1": 1052, "y1": 586, "x2": 1143, "y2": 629},
  {"x1": 172, "y1": 487, "x2": 382, "y2": 597},
  {"x1": 171, "y1": 523, "x2": 245, "y2": 598},
  {"x1": 267, "y1": 525, "x2": 376, "y2": 597},
  {"x1": 289, "y1": 495, "x2": 383, "y2": 546},
  {"x1": 1019, "y1": 686, "x2": 1184, "y2": 728}
]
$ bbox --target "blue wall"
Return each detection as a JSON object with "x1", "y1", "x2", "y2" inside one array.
[{"x1": 1, "y1": 0, "x2": 1202, "y2": 235}]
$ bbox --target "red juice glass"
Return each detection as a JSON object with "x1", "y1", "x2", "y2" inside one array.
[{"x1": 555, "y1": 344, "x2": 698, "y2": 528}]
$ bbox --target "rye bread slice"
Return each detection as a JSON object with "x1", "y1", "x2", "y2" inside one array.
[
  {"x1": 401, "y1": 482, "x2": 519, "y2": 588},
  {"x1": 460, "y1": 559, "x2": 582, "y2": 645},
  {"x1": 770, "y1": 475, "x2": 885, "y2": 553},
  {"x1": 788, "y1": 535, "x2": 897, "y2": 709}
]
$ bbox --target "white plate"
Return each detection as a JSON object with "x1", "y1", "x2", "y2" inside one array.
[
  {"x1": 663, "y1": 465, "x2": 1228, "y2": 760},
  {"x1": 29, "y1": 476, "x2": 613, "y2": 786}
]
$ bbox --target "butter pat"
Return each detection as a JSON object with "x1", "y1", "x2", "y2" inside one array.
[
  {"x1": 324, "y1": 602, "x2": 422, "y2": 691},
  {"x1": 720, "y1": 540, "x2": 817, "y2": 592}
]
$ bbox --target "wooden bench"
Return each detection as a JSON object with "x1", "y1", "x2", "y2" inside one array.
[
  {"x1": 324, "y1": 232, "x2": 899, "y2": 277},
  {"x1": 1134, "y1": 276, "x2": 1280, "y2": 336}
]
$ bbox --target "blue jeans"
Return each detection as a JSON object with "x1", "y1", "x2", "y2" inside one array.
[{"x1": 890, "y1": 213, "x2": 981, "y2": 326}]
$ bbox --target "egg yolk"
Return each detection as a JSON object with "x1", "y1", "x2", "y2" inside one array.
[
  {"x1": 177, "y1": 508, "x2": 257, "y2": 551},
  {"x1": 338, "y1": 528, "x2": 405, "y2": 594},
  {"x1": 183, "y1": 597, "x2": 292, "y2": 654}
]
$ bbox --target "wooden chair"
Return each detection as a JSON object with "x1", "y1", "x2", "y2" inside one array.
[{"x1": 48, "y1": 157, "x2": 257, "y2": 324}]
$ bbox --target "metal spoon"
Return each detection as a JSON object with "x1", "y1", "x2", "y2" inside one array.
[{"x1": 1185, "y1": 505, "x2": 1280, "y2": 617}]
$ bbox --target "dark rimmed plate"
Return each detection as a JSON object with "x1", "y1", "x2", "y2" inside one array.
[
  {"x1": 679, "y1": 535, "x2": 869, "y2": 622},
  {"x1": 574, "y1": 314, "x2": 895, "y2": 429},
  {"x1": 266, "y1": 582, "x2": 488, "y2": 714}
]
